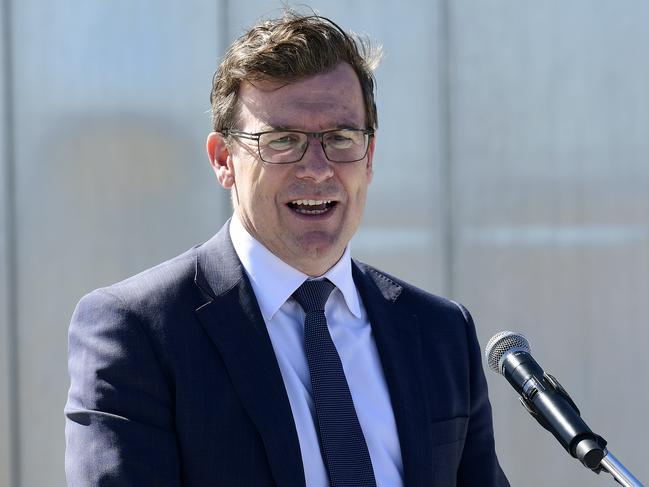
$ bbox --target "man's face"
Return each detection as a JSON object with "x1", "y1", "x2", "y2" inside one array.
[{"x1": 207, "y1": 62, "x2": 374, "y2": 276}]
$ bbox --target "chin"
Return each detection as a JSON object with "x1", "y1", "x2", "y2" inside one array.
[{"x1": 295, "y1": 231, "x2": 338, "y2": 253}]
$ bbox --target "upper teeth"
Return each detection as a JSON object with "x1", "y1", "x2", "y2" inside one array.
[{"x1": 292, "y1": 199, "x2": 331, "y2": 206}]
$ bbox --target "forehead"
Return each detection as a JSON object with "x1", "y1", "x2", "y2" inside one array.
[{"x1": 237, "y1": 62, "x2": 366, "y2": 130}]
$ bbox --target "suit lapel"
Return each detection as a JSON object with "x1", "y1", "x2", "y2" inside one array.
[
  {"x1": 353, "y1": 262, "x2": 434, "y2": 487},
  {"x1": 194, "y1": 224, "x2": 306, "y2": 487}
]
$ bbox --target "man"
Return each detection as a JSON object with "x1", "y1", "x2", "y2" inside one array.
[{"x1": 65, "y1": 11, "x2": 509, "y2": 487}]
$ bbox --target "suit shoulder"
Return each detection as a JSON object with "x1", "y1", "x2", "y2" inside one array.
[
  {"x1": 353, "y1": 260, "x2": 471, "y2": 323},
  {"x1": 77, "y1": 242, "x2": 204, "y2": 314}
]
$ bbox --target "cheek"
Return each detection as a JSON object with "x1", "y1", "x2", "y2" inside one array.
[
  {"x1": 245, "y1": 173, "x2": 283, "y2": 215},
  {"x1": 349, "y1": 172, "x2": 371, "y2": 204},
  {"x1": 235, "y1": 165, "x2": 261, "y2": 199}
]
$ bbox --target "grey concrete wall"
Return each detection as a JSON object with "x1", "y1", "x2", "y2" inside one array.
[{"x1": 1, "y1": 1, "x2": 648, "y2": 486}]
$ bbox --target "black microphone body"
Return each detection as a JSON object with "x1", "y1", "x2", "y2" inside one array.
[
  {"x1": 486, "y1": 332, "x2": 607, "y2": 469},
  {"x1": 501, "y1": 349, "x2": 605, "y2": 468}
]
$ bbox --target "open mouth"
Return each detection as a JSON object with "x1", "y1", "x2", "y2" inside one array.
[{"x1": 287, "y1": 199, "x2": 337, "y2": 215}]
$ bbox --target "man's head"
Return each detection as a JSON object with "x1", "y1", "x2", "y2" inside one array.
[
  {"x1": 207, "y1": 11, "x2": 381, "y2": 276},
  {"x1": 209, "y1": 11, "x2": 381, "y2": 133}
]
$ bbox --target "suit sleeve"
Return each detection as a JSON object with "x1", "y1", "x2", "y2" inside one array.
[
  {"x1": 456, "y1": 304, "x2": 510, "y2": 487},
  {"x1": 65, "y1": 289, "x2": 181, "y2": 486}
]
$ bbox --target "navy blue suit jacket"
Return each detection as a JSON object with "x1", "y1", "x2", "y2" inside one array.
[{"x1": 65, "y1": 223, "x2": 509, "y2": 486}]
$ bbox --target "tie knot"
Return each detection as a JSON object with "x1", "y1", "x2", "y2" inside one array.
[{"x1": 292, "y1": 279, "x2": 335, "y2": 313}]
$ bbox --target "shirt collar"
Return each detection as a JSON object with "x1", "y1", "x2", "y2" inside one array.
[{"x1": 229, "y1": 214, "x2": 362, "y2": 321}]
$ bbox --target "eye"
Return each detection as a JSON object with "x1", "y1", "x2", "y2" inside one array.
[
  {"x1": 264, "y1": 132, "x2": 303, "y2": 151},
  {"x1": 324, "y1": 131, "x2": 357, "y2": 149}
]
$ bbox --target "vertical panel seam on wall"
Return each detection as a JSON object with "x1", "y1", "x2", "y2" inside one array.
[
  {"x1": 1, "y1": 0, "x2": 19, "y2": 485},
  {"x1": 438, "y1": 0, "x2": 455, "y2": 298},
  {"x1": 218, "y1": 0, "x2": 232, "y2": 225}
]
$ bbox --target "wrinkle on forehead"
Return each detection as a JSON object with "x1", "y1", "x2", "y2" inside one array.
[
  {"x1": 236, "y1": 63, "x2": 365, "y2": 130},
  {"x1": 239, "y1": 98, "x2": 358, "y2": 130},
  {"x1": 236, "y1": 87, "x2": 273, "y2": 127}
]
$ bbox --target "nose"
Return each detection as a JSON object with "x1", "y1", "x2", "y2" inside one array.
[{"x1": 295, "y1": 135, "x2": 334, "y2": 183}]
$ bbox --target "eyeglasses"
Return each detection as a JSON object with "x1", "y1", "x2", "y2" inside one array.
[{"x1": 222, "y1": 128, "x2": 374, "y2": 164}]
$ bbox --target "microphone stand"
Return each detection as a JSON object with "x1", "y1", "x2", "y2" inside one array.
[{"x1": 598, "y1": 450, "x2": 644, "y2": 487}]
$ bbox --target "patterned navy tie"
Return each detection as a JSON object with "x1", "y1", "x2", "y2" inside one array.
[{"x1": 292, "y1": 279, "x2": 377, "y2": 487}]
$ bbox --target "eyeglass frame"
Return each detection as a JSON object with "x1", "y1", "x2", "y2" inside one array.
[{"x1": 220, "y1": 127, "x2": 375, "y2": 164}]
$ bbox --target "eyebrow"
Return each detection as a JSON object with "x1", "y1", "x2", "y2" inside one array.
[{"x1": 257, "y1": 123, "x2": 364, "y2": 132}]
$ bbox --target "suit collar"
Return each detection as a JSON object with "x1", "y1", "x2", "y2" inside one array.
[
  {"x1": 228, "y1": 214, "x2": 362, "y2": 320},
  {"x1": 194, "y1": 221, "x2": 243, "y2": 300},
  {"x1": 352, "y1": 262, "x2": 434, "y2": 487},
  {"x1": 194, "y1": 222, "x2": 307, "y2": 487}
]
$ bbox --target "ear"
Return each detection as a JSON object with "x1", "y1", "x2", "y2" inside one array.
[
  {"x1": 365, "y1": 134, "x2": 376, "y2": 184},
  {"x1": 206, "y1": 131, "x2": 235, "y2": 188}
]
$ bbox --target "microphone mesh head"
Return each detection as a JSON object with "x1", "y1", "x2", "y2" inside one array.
[{"x1": 484, "y1": 331, "x2": 531, "y2": 374}]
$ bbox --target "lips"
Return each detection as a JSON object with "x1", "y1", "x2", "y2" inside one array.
[{"x1": 287, "y1": 199, "x2": 337, "y2": 215}]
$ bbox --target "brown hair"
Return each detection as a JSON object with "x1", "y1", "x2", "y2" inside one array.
[{"x1": 210, "y1": 10, "x2": 382, "y2": 132}]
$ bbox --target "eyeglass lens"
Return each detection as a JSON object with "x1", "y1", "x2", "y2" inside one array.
[{"x1": 258, "y1": 130, "x2": 369, "y2": 163}]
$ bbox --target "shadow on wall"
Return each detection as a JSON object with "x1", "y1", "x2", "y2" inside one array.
[{"x1": 37, "y1": 113, "x2": 200, "y2": 287}]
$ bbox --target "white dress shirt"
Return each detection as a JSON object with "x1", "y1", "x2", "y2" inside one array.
[{"x1": 229, "y1": 215, "x2": 404, "y2": 487}]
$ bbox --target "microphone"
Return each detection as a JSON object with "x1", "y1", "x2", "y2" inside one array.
[{"x1": 484, "y1": 331, "x2": 606, "y2": 469}]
